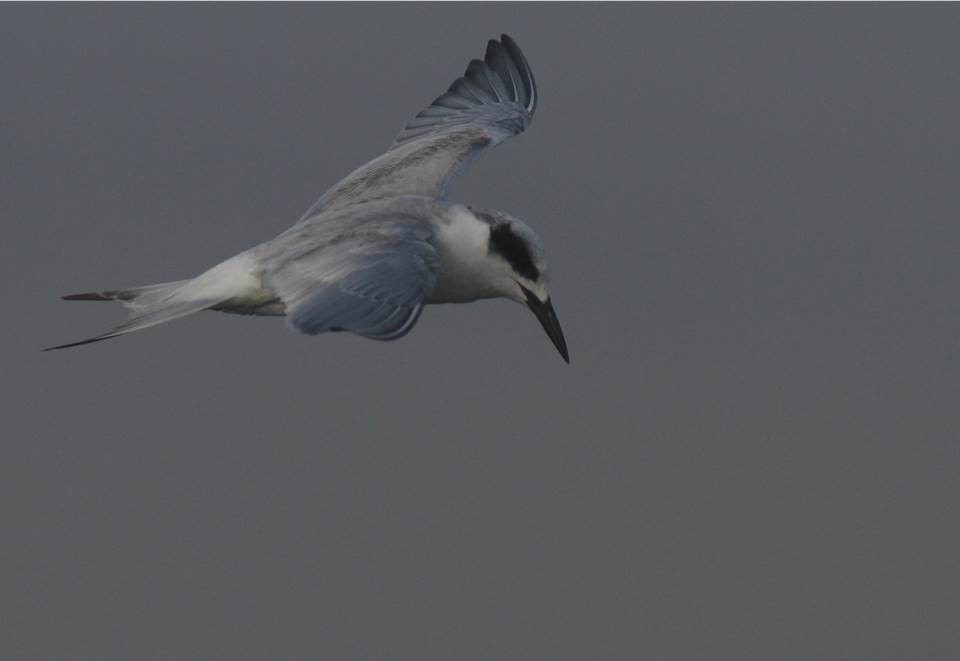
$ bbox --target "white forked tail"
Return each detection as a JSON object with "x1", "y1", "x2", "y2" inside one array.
[
  {"x1": 45, "y1": 252, "x2": 262, "y2": 351},
  {"x1": 44, "y1": 280, "x2": 214, "y2": 351}
]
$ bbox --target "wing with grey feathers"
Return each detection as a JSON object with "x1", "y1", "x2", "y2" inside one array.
[
  {"x1": 299, "y1": 34, "x2": 537, "y2": 217},
  {"x1": 263, "y1": 201, "x2": 439, "y2": 340}
]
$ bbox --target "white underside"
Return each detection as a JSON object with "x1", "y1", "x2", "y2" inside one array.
[
  {"x1": 175, "y1": 251, "x2": 280, "y2": 315},
  {"x1": 181, "y1": 203, "x2": 515, "y2": 316},
  {"x1": 426, "y1": 204, "x2": 504, "y2": 303}
]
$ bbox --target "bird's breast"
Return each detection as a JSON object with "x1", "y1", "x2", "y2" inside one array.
[{"x1": 427, "y1": 206, "x2": 498, "y2": 304}]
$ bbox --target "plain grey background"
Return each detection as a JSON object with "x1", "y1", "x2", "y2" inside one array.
[{"x1": 3, "y1": 4, "x2": 959, "y2": 660}]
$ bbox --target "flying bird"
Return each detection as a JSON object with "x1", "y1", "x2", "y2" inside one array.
[{"x1": 46, "y1": 34, "x2": 569, "y2": 362}]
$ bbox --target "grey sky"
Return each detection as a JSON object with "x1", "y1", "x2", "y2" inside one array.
[{"x1": 3, "y1": 4, "x2": 960, "y2": 660}]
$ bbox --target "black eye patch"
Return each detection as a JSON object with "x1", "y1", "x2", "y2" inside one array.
[{"x1": 488, "y1": 223, "x2": 540, "y2": 281}]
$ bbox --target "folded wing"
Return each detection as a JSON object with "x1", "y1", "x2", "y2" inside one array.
[{"x1": 263, "y1": 204, "x2": 439, "y2": 340}]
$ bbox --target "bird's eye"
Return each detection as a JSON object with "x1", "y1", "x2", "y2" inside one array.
[{"x1": 489, "y1": 224, "x2": 540, "y2": 281}]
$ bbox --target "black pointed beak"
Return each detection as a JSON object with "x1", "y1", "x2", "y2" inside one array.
[{"x1": 520, "y1": 285, "x2": 570, "y2": 364}]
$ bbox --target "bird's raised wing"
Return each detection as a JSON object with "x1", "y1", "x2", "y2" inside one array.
[
  {"x1": 263, "y1": 201, "x2": 439, "y2": 340},
  {"x1": 299, "y1": 34, "x2": 537, "y2": 218}
]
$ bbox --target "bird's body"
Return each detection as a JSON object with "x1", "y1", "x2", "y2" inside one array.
[
  {"x1": 207, "y1": 200, "x2": 525, "y2": 313},
  {"x1": 426, "y1": 204, "x2": 504, "y2": 304},
  {"x1": 48, "y1": 35, "x2": 569, "y2": 362}
]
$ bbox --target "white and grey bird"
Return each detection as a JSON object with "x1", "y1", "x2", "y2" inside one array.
[{"x1": 47, "y1": 34, "x2": 569, "y2": 362}]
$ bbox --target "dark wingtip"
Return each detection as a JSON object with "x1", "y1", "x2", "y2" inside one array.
[
  {"x1": 500, "y1": 34, "x2": 521, "y2": 54},
  {"x1": 497, "y1": 34, "x2": 536, "y2": 113}
]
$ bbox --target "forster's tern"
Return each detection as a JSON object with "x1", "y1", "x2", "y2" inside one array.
[{"x1": 47, "y1": 34, "x2": 569, "y2": 362}]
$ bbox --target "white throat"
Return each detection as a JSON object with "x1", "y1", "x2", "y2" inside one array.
[{"x1": 427, "y1": 205, "x2": 510, "y2": 304}]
